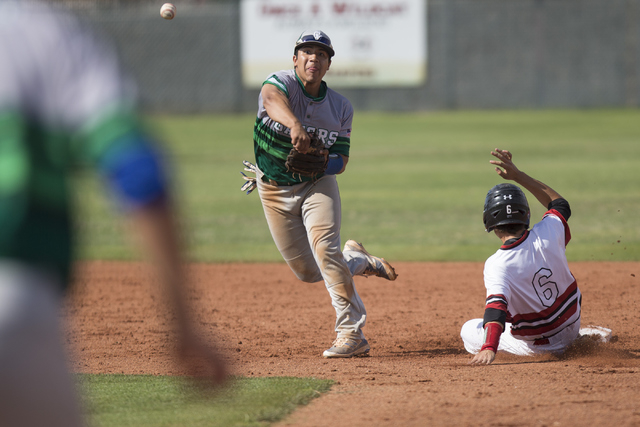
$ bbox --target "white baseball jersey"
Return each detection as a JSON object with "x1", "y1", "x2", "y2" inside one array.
[{"x1": 483, "y1": 209, "x2": 581, "y2": 341}]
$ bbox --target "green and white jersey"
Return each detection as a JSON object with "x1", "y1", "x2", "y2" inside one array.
[
  {"x1": 0, "y1": 2, "x2": 144, "y2": 287},
  {"x1": 254, "y1": 69, "x2": 353, "y2": 184}
]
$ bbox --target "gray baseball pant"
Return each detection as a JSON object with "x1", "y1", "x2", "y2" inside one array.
[{"x1": 257, "y1": 173, "x2": 369, "y2": 339}]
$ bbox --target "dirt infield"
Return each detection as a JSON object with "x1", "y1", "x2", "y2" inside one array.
[{"x1": 64, "y1": 261, "x2": 640, "y2": 426}]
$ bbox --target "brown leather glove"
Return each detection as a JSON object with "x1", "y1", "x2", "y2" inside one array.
[{"x1": 285, "y1": 130, "x2": 328, "y2": 179}]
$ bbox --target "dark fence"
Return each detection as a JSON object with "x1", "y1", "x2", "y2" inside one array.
[{"x1": 69, "y1": 0, "x2": 640, "y2": 112}]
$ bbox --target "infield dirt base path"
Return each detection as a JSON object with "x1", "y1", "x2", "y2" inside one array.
[{"x1": 64, "y1": 261, "x2": 640, "y2": 427}]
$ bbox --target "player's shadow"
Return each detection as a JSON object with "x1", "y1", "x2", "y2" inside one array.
[
  {"x1": 383, "y1": 336, "x2": 640, "y2": 363},
  {"x1": 491, "y1": 335, "x2": 640, "y2": 365},
  {"x1": 463, "y1": 335, "x2": 640, "y2": 366},
  {"x1": 484, "y1": 353, "x2": 559, "y2": 366},
  {"x1": 388, "y1": 347, "x2": 468, "y2": 357}
]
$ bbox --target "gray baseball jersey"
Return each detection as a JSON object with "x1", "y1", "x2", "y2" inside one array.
[
  {"x1": 253, "y1": 69, "x2": 353, "y2": 184},
  {"x1": 252, "y1": 67, "x2": 369, "y2": 340}
]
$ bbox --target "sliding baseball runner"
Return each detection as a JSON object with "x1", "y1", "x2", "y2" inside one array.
[{"x1": 461, "y1": 149, "x2": 611, "y2": 365}]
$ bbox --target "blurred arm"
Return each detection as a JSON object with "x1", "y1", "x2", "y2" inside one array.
[
  {"x1": 100, "y1": 137, "x2": 227, "y2": 387},
  {"x1": 127, "y1": 197, "x2": 227, "y2": 385}
]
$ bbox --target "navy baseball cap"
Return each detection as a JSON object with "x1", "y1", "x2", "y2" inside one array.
[{"x1": 294, "y1": 30, "x2": 335, "y2": 57}]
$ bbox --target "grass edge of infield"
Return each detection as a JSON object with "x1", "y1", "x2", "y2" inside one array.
[{"x1": 77, "y1": 373, "x2": 334, "y2": 427}]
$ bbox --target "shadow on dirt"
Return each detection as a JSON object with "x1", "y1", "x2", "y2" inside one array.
[
  {"x1": 388, "y1": 347, "x2": 468, "y2": 357},
  {"x1": 455, "y1": 335, "x2": 640, "y2": 367}
]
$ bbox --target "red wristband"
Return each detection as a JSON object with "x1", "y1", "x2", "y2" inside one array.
[{"x1": 480, "y1": 322, "x2": 503, "y2": 353}]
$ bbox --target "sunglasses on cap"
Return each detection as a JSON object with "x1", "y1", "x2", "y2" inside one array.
[
  {"x1": 297, "y1": 33, "x2": 332, "y2": 46},
  {"x1": 295, "y1": 31, "x2": 335, "y2": 57}
]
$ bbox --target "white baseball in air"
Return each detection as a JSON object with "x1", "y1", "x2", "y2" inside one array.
[{"x1": 160, "y1": 3, "x2": 176, "y2": 20}]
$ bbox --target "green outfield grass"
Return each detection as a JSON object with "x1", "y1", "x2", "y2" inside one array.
[
  {"x1": 78, "y1": 374, "x2": 332, "y2": 427},
  {"x1": 73, "y1": 109, "x2": 640, "y2": 263},
  {"x1": 71, "y1": 109, "x2": 638, "y2": 426}
]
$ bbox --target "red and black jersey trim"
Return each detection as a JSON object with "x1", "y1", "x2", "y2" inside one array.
[
  {"x1": 510, "y1": 281, "x2": 581, "y2": 337},
  {"x1": 483, "y1": 294, "x2": 508, "y2": 327},
  {"x1": 547, "y1": 198, "x2": 571, "y2": 221},
  {"x1": 544, "y1": 209, "x2": 571, "y2": 246},
  {"x1": 485, "y1": 294, "x2": 507, "y2": 311},
  {"x1": 500, "y1": 230, "x2": 529, "y2": 250}
]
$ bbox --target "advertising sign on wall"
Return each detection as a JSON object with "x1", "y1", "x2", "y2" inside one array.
[{"x1": 240, "y1": 0, "x2": 427, "y2": 88}]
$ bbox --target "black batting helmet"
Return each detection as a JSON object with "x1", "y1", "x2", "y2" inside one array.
[{"x1": 483, "y1": 183, "x2": 530, "y2": 232}]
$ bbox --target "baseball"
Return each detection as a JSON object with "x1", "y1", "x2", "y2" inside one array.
[{"x1": 160, "y1": 3, "x2": 176, "y2": 20}]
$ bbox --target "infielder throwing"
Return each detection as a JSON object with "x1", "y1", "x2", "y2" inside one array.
[
  {"x1": 242, "y1": 30, "x2": 397, "y2": 358},
  {"x1": 460, "y1": 149, "x2": 582, "y2": 365}
]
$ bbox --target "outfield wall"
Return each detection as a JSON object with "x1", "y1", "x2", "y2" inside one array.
[{"x1": 75, "y1": 0, "x2": 640, "y2": 112}]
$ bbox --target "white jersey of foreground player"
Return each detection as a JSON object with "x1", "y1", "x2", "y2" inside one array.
[{"x1": 0, "y1": 3, "x2": 133, "y2": 426}]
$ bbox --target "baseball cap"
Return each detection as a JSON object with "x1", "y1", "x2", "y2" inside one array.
[{"x1": 294, "y1": 30, "x2": 335, "y2": 57}]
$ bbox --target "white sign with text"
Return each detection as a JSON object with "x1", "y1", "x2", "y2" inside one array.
[{"x1": 241, "y1": 0, "x2": 427, "y2": 88}]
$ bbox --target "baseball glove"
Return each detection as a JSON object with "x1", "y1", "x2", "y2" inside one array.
[{"x1": 285, "y1": 131, "x2": 328, "y2": 179}]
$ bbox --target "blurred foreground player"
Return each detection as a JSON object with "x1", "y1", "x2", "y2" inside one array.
[{"x1": 0, "y1": 2, "x2": 226, "y2": 426}]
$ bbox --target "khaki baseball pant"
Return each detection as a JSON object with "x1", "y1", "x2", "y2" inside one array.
[{"x1": 257, "y1": 173, "x2": 367, "y2": 339}]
